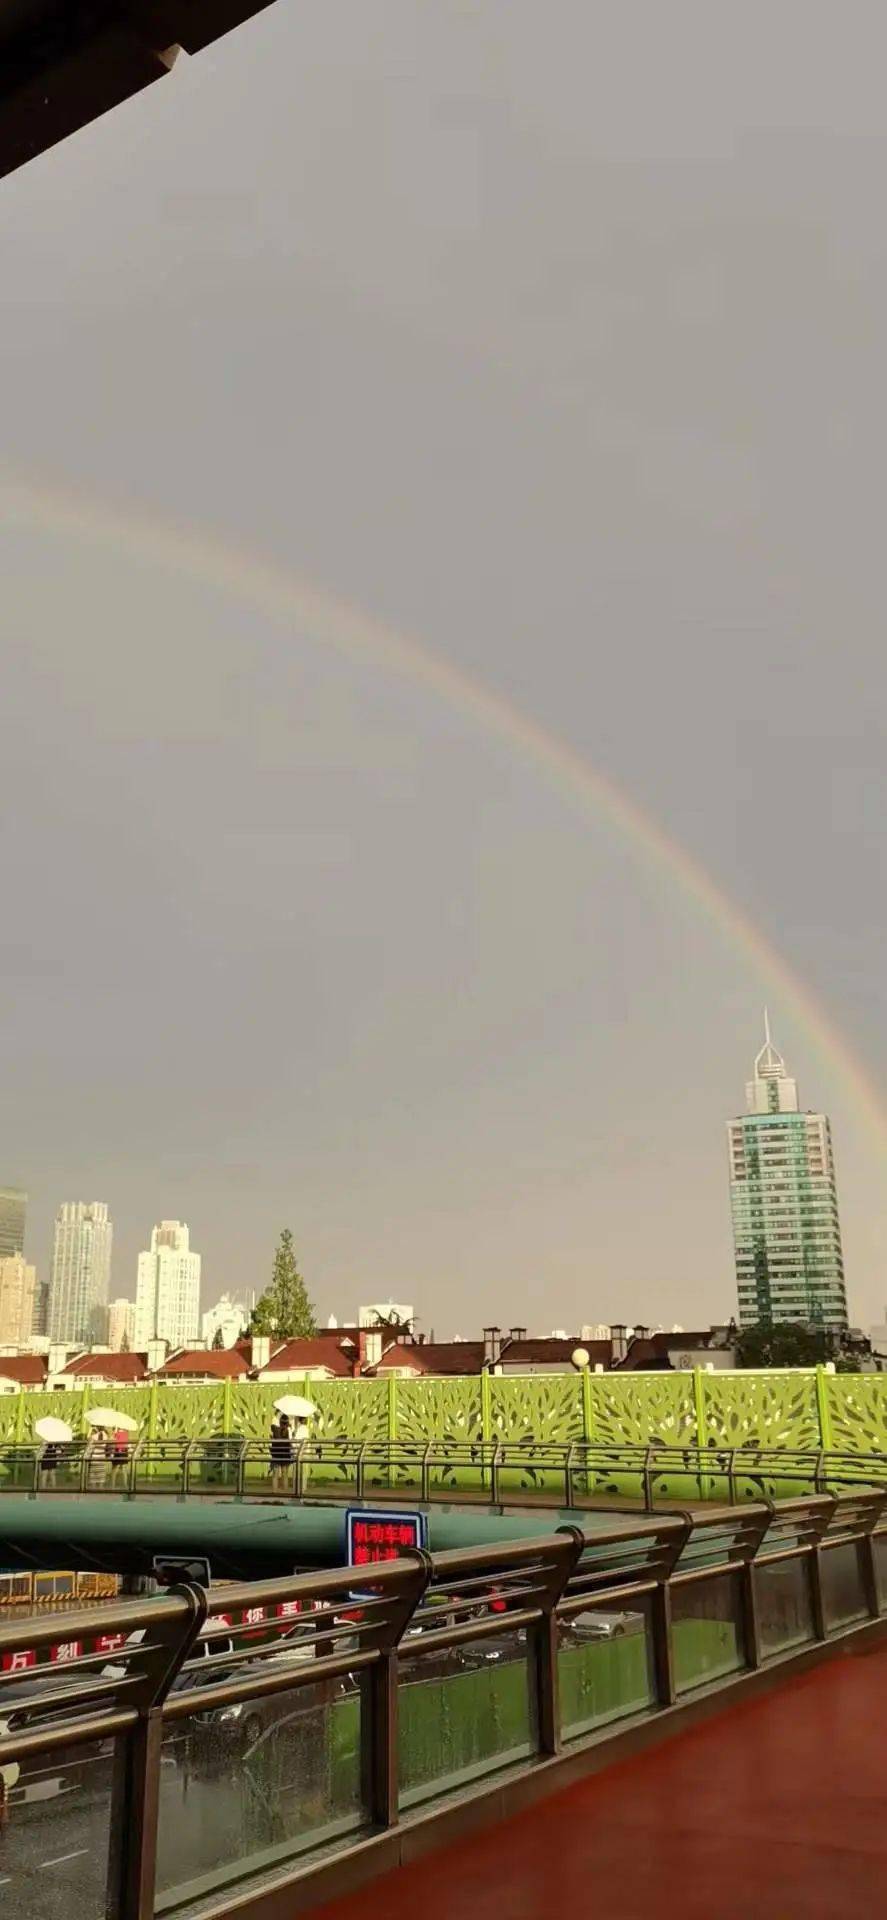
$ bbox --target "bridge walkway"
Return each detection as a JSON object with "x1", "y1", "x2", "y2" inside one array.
[{"x1": 317, "y1": 1643, "x2": 887, "y2": 1920}]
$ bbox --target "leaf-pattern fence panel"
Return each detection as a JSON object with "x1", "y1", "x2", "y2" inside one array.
[
  {"x1": 396, "y1": 1379, "x2": 484, "y2": 1492},
  {"x1": 588, "y1": 1374, "x2": 698, "y2": 1501},
  {"x1": 589, "y1": 1373, "x2": 697, "y2": 1446},
  {"x1": 698, "y1": 1372, "x2": 821, "y2": 1501},
  {"x1": 18, "y1": 1390, "x2": 92, "y2": 1437},
  {"x1": 231, "y1": 1379, "x2": 390, "y2": 1492},
  {"x1": 0, "y1": 1398, "x2": 21, "y2": 1445},
  {"x1": 489, "y1": 1376, "x2": 584, "y2": 1444},
  {"x1": 488, "y1": 1376, "x2": 583, "y2": 1495},
  {"x1": 396, "y1": 1380, "x2": 483, "y2": 1445},
  {"x1": 702, "y1": 1372, "x2": 820, "y2": 1450},
  {"x1": 826, "y1": 1377, "x2": 887, "y2": 1454},
  {"x1": 85, "y1": 1386, "x2": 154, "y2": 1432},
  {"x1": 154, "y1": 1385, "x2": 225, "y2": 1440}
]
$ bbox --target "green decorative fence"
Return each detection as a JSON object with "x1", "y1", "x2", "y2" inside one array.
[{"x1": 3, "y1": 1368, "x2": 885, "y2": 1467}]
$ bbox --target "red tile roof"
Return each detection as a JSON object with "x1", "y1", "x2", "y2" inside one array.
[
  {"x1": 0, "y1": 1354, "x2": 47, "y2": 1385},
  {"x1": 373, "y1": 1341, "x2": 487, "y2": 1376},
  {"x1": 499, "y1": 1337, "x2": 592, "y2": 1367},
  {"x1": 618, "y1": 1331, "x2": 719, "y2": 1371},
  {"x1": 61, "y1": 1352, "x2": 148, "y2": 1382},
  {"x1": 157, "y1": 1348, "x2": 250, "y2": 1379},
  {"x1": 261, "y1": 1339, "x2": 356, "y2": 1378}
]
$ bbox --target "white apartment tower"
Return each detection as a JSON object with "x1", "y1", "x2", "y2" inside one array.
[
  {"x1": 201, "y1": 1294, "x2": 248, "y2": 1349},
  {"x1": 49, "y1": 1202, "x2": 113, "y2": 1345},
  {"x1": 135, "y1": 1221, "x2": 201, "y2": 1349},
  {"x1": 107, "y1": 1297, "x2": 136, "y2": 1352}
]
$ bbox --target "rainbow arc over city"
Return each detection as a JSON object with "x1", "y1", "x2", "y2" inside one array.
[{"x1": 5, "y1": 467, "x2": 886, "y2": 1160}]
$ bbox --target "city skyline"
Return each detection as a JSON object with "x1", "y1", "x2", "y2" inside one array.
[{"x1": 1, "y1": 1013, "x2": 870, "y2": 1339}]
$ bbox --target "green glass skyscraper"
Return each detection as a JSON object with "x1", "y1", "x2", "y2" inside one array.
[{"x1": 728, "y1": 1017, "x2": 848, "y2": 1328}]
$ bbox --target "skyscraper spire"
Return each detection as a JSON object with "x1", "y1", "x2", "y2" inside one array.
[{"x1": 753, "y1": 1009, "x2": 787, "y2": 1088}]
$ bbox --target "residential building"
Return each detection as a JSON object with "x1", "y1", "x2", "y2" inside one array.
[
  {"x1": 107, "y1": 1297, "x2": 136, "y2": 1352},
  {"x1": 135, "y1": 1221, "x2": 201, "y2": 1350},
  {"x1": 0, "y1": 1188, "x2": 26, "y2": 1259},
  {"x1": 156, "y1": 1347, "x2": 250, "y2": 1383},
  {"x1": 359, "y1": 1301, "x2": 414, "y2": 1330},
  {"x1": 255, "y1": 1336, "x2": 359, "y2": 1381},
  {"x1": 54, "y1": 1350, "x2": 148, "y2": 1389},
  {"x1": 0, "y1": 1253, "x2": 37, "y2": 1346},
  {"x1": 728, "y1": 1018, "x2": 848, "y2": 1328},
  {"x1": 0, "y1": 1354, "x2": 47, "y2": 1393},
  {"x1": 48, "y1": 1202, "x2": 113, "y2": 1345},
  {"x1": 202, "y1": 1294, "x2": 248, "y2": 1349},
  {"x1": 31, "y1": 1279, "x2": 49, "y2": 1337}
]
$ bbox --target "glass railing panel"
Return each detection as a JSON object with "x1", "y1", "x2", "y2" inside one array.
[
  {"x1": 671, "y1": 1571, "x2": 745, "y2": 1693},
  {"x1": 155, "y1": 1674, "x2": 366, "y2": 1915},
  {"x1": 756, "y1": 1556, "x2": 815, "y2": 1656},
  {"x1": 557, "y1": 1596, "x2": 655, "y2": 1739},
  {"x1": 820, "y1": 1541, "x2": 867, "y2": 1631},
  {"x1": 398, "y1": 1631, "x2": 536, "y2": 1810},
  {"x1": 0, "y1": 1733, "x2": 116, "y2": 1920},
  {"x1": 875, "y1": 1533, "x2": 887, "y2": 1614}
]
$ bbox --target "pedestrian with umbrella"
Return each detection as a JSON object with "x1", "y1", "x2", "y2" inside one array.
[
  {"x1": 35, "y1": 1417, "x2": 73, "y2": 1490},
  {"x1": 85, "y1": 1407, "x2": 139, "y2": 1483}
]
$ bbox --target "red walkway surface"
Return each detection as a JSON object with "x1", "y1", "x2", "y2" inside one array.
[{"x1": 318, "y1": 1645, "x2": 887, "y2": 1920}]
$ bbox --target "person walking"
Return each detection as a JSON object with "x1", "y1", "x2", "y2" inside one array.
[
  {"x1": 111, "y1": 1427, "x2": 130, "y2": 1479},
  {"x1": 85, "y1": 1426, "x2": 108, "y2": 1489},
  {"x1": 270, "y1": 1413, "x2": 293, "y2": 1493}
]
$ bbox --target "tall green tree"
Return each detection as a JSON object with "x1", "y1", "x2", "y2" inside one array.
[
  {"x1": 249, "y1": 1230, "x2": 316, "y2": 1340},
  {"x1": 211, "y1": 1324, "x2": 225, "y2": 1351},
  {"x1": 736, "y1": 1322, "x2": 831, "y2": 1369}
]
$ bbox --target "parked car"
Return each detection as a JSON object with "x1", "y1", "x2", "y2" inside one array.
[
  {"x1": 191, "y1": 1643, "x2": 333, "y2": 1752},
  {"x1": 561, "y1": 1609, "x2": 645, "y2": 1642}
]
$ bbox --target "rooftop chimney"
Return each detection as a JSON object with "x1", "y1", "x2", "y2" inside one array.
[
  {"x1": 483, "y1": 1327, "x2": 502, "y2": 1368},
  {"x1": 363, "y1": 1330, "x2": 382, "y2": 1368},
  {"x1": 251, "y1": 1336, "x2": 271, "y2": 1371}
]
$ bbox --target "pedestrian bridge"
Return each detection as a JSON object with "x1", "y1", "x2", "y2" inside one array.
[{"x1": 0, "y1": 1486, "x2": 884, "y2": 1919}]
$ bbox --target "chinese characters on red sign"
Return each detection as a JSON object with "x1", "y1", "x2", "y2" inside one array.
[{"x1": 350, "y1": 1518, "x2": 421, "y2": 1566}]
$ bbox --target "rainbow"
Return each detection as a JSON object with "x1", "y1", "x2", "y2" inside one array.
[{"x1": 5, "y1": 468, "x2": 885, "y2": 1158}]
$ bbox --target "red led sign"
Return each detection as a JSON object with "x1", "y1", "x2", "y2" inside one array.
[{"x1": 346, "y1": 1509, "x2": 427, "y2": 1566}]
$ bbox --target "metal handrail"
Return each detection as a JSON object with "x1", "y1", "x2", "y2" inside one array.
[
  {"x1": 1, "y1": 1437, "x2": 886, "y2": 1508},
  {"x1": 0, "y1": 1488, "x2": 883, "y2": 1919}
]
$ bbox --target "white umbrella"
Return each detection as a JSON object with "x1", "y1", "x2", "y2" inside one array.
[
  {"x1": 35, "y1": 1417, "x2": 73, "y2": 1443},
  {"x1": 84, "y1": 1408, "x2": 139, "y2": 1432},
  {"x1": 273, "y1": 1396, "x2": 317, "y2": 1419}
]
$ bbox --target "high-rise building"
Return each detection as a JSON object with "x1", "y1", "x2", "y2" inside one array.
[
  {"x1": 107, "y1": 1297, "x2": 137, "y2": 1352},
  {"x1": 48, "y1": 1202, "x2": 113, "y2": 1345},
  {"x1": 728, "y1": 1017, "x2": 848, "y2": 1328},
  {"x1": 135, "y1": 1221, "x2": 201, "y2": 1350},
  {"x1": 201, "y1": 1294, "x2": 247, "y2": 1349},
  {"x1": 32, "y1": 1280, "x2": 49, "y2": 1337},
  {"x1": 0, "y1": 1188, "x2": 27, "y2": 1259},
  {"x1": 0, "y1": 1253, "x2": 37, "y2": 1346}
]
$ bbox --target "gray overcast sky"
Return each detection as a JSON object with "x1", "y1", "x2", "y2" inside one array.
[{"x1": 3, "y1": 1, "x2": 887, "y2": 1332}]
